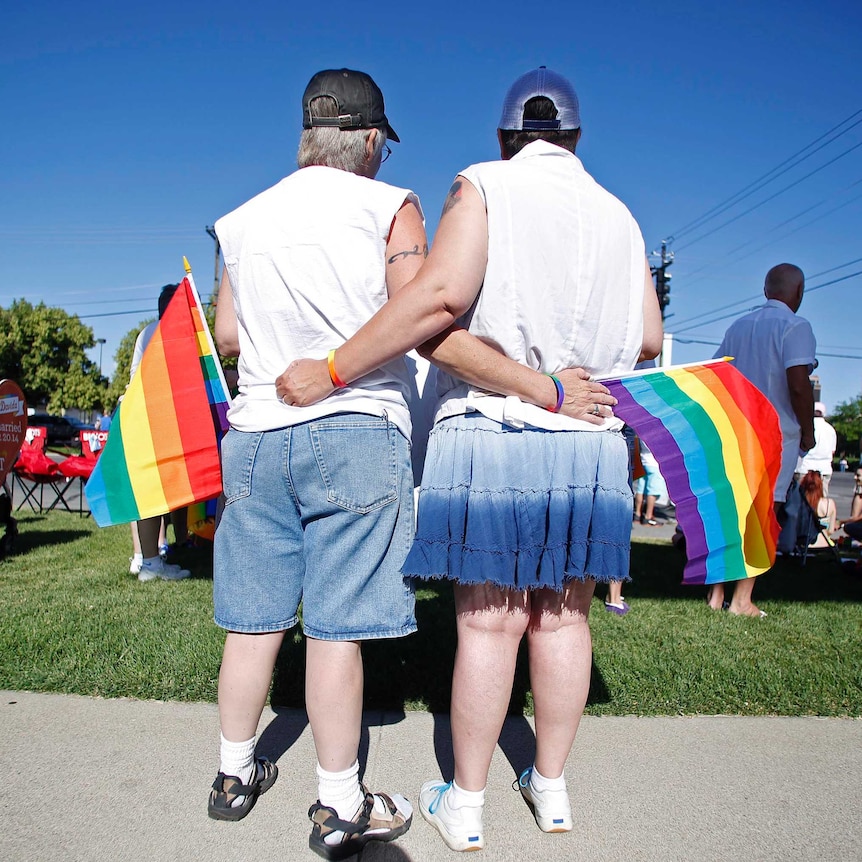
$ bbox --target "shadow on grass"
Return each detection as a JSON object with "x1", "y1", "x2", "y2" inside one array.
[
  {"x1": 624, "y1": 539, "x2": 862, "y2": 605},
  {"x1": 265, "y1": 541, "x2": 860, "y2": 720},
  {"x1": 12, "y1": 525, "x2": 92, "y2": 553},
  {"x1": 243, "y1": 542, "x2": 862, "y2": 779},
  {"x1": 269, "y1": 579, "x2": 615, "y2": 716},
  {"x1": 263, "y1": 579, "x2": 615, "y2": 781}
]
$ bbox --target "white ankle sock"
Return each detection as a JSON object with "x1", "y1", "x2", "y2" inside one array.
[
  {"x1": 448, "y1": 780, "x2": 485, "y2": 809},
  {"x1": 220, "y1": 734, "x2": 256, "y2": 786},
  {"x1": 529, "y1": 765, "x2": 566, "y2": 792},
  {"x1": 317, "y1": 760, "x2": 364, "y2": 821}
]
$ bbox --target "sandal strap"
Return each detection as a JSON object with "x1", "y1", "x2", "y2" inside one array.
[
  {"x1": 211, "y1": 757, "x2": 272, "y2": 795},
  {"x1": 212, "y1": 773, "x2": 256, "y2": 795},
  {"x1": 308, "y1": 802, "x2": 370, "y2": 837},
  {"x1": 368, "y1": 791, "x2": 398, "y2": 817}
]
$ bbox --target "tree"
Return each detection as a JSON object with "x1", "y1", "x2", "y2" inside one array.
[
  {"x1": 829, "y1": 395, "x2": 862, "y2": 457},
  {"x1": 0, "y1": 299, "x2": 107, "y2": 412}
]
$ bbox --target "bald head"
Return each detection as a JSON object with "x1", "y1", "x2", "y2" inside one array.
[{"x1": 764, "y1": 263, "x2": 805, "y2": 311}]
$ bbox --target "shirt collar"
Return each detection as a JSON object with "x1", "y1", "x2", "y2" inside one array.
[
  {"x1": 511, "y1": 139, "x2": 582, "y2": 166},
  {"x1": 763, "y1": 298, "x2": 795, "y2": 313}
]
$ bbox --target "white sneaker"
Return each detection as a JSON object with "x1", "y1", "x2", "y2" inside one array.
[
  {"x1": 517, "y1": 768, "x2": 572, "y2": 833},
  {"x1": 129, "y1": 555, "x2": 143, "y2": 575},
  {"x1": 419, "y1": 780, "x2": 484, "y2": 852},
  {"x1": 138, "y1": 558, "x2": 191, "y2": 582}
]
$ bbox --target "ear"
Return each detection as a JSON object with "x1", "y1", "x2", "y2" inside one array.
[
  {"x1": 574, "y1": 127, "x2": 582, "y2": 150},
  {"x1": 365, "y1": 128, "x2": 379, "y2": 161}
]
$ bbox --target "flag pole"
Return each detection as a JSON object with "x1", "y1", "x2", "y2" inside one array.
[
  {"x1": 183, "y1": 256, "x2": 233, "y2": 411},
  {"x1": 594, "y1": 357, "x2": 732, "y2": 383}
]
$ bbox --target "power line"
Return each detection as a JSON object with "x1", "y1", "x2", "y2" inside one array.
[
  {"x1": 672, "y1": 335, "x2": 862, "y2": 361},
  {"x1": 669, "y1": 268, "x2": 862, "y2": 336},
  {"x1": 668, "y1": 258, "x2": 862, "y2": 331},
  {"x1": 675, "y1": 138, "x2": 862, "y2": 252},
  {"x1": 663, "y1": 108, "x2": 862, "y2": 243},
  {"x1": 807, "y1": 268, "x2": 862, "y2": 293},
  {"x1": 77, "y1": 309, "x2": 153, "y2": 320},
  {"x1": 679, "y1": 180, "x2": 862, "y2": 283}
]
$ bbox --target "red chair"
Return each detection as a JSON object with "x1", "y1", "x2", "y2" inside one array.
[
  {"x1": 10, "y1": 427, "x2": 77, "y2": 513},
  {"x1": 58, "y1": 430, "x2": 109, "y2": 515}
]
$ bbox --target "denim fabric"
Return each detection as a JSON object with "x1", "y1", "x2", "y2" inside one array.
[
  {"x1": 214, "y1": 414, "x2": 416, "y2": 639},
  {"x1": 405, "y1": 413, "x2": 632, "y2": 589}
]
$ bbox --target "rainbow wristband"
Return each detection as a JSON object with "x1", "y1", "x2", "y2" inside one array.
[
  {"x1": 546, "y1": 374, "x2": 565, "y2": 413},
  {"x1": 327, "y1": 349, "x2": 348, "y2": 389}
]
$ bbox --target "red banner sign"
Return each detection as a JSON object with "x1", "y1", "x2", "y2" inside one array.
[{"x1": 0, "y1": 380, "x2": 27, "y2": 487}]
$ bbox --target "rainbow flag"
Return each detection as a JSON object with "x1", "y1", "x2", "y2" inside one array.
[
  {"x1": 601, "y1": 359, "x2": 782, "y2": 585},
  {"x1": 86, "y1": 265, "x2": 232, "y2": 527}
]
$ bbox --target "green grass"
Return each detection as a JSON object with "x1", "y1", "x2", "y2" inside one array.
[{"x1": 1, "y1": 512, "x2": 860, "y2": 715}]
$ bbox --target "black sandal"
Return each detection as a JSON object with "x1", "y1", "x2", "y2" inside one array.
[
  {"x1": 207, "y1": 756, "x2": 278, "y2": 821},
  {"x1": 308, "y1": 787, "x2": 413, "y2": 860}
]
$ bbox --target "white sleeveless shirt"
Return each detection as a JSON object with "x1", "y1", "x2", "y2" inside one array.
[
  {"x1": 216, "y1": 166, "x2": 422, "y2": 438},
  {"x1": 434, "y1": 141, "x2": 646, "y2": 431}
]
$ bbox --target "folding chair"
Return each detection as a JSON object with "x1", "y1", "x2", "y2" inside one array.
[
  {"x1": 57, "y1": 430, "x2": 109, "y2": 516},
  {"x1": 777, "y1": 480, "x2": 841, "y2": 567},
  {"x1": 10, "y1": 428, "x2": 77, "y2": 513}
]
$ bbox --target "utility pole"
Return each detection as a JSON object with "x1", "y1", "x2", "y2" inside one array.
[
  {"x1": 205, "y1": 226, "x2": 221, "y2": 307},
  {"x1": 650, "y1": 239, "x2": 674, "y2": 320},
  {"x1": 96, "y1": 338, "x2": 106, "y2": 376},
  {"x1": 650, "y1": 240, "x2": 674, "y2": 367}
]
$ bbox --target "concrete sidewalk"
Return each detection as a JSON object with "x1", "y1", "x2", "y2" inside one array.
[{"x1": 2, "y1": 691, "x2": 860, "y2": 861}]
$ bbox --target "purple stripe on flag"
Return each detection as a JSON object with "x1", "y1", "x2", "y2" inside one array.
[{"x1": 608, "y1": 380, "x2": 710, "y2": 585}]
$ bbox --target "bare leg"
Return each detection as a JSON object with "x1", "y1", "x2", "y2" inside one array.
[
  {"x1": 706, "y1": 583, "x2": 725, "y2": 609},
  {"x1": 633, "y1": 493, "x2": 643, "y2": 520},
  {"x1": 607, "y1": 580, "x2": 623, "y2": 606},
  {"x1": 306, "y1": 638, "x2": 363, "y2": 772},
  {"x1": 218, "y1": 630, "x2": 285, "y2": 741},
  {"x1": 527, "y1": 580, "x2": 595, "y2": 778},
  {"x1": 727, "y1": 576, "x2": 761, "y2": 617},
  {"x1": 644, "y1": 495, "x2": 657, "y2": 521},
  {"x1": 130, "y1": 521, "x2": 141, "y2": 555},
  {"x1": 451, "y1": 583, "x2": 529, "y2": 791}
]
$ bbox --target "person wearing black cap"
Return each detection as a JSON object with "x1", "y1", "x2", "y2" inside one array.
[
  {"x1": 278, "y1": 66, "x2": 661, "y2": 851},
  {"x1": 208, "y1": 68, "x2": 421, "y2": 858}
]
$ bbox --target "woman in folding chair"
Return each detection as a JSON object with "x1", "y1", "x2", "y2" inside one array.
[{"x1": 799, "y1": 470, "x2": 837, "y2": 551}]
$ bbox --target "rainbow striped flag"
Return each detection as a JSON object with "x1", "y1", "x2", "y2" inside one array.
[
  {"x1": 601, "y1": 359, "x2": 782, "y2": 585},
  {"x1": 86, "y1": 266, "x2": 231, "y2": 527}
]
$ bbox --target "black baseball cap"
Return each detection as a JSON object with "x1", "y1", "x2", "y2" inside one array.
[{"x1": 302, "y1": 68, "x2": 400, "y2": 143}]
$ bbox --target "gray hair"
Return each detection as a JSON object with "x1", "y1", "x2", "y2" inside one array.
[{"x1": 297, "y1": 96, "x2": 385, "y2": 173}]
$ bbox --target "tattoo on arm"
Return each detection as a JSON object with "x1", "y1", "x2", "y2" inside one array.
[
  {"x1": 441, "y1": 180, "x2": 463, "y2": 216},
  {"x1": 387, "y1": 244, "x2": 429, "y2": 264}
]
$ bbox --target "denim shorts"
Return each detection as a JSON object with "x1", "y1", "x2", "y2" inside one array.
[
  {"x1": 404, "y1": 413, "x2": 633, "y2": 589},
  {"x1": 214, "y1": 414, "x2": 417, "y2": 640}
]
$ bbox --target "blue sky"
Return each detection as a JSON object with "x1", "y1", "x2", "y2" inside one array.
[{"x1": 3, "y1": 0, "x2": 861, "y2": 411}]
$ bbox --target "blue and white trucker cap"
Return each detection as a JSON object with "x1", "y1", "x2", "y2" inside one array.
[{"x1": 498, "y1": 66, "x2": 580, "y2": 131}]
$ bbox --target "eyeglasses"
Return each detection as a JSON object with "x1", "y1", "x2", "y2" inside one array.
[{"x1": 380, "y1": 144, "x2": 392, "y2": 164}]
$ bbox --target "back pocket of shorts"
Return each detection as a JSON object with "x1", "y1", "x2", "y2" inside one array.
[{"x1": 310, "y1": 420, "x2": 397, "y2": 513}]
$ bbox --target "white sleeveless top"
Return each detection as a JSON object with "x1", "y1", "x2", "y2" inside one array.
[
  {"x1": 216, "y1": 166, "x2": 422, "y2": 438},
  {"x1": 434, "y1": 141, "x2": 646, "y2": 431}
]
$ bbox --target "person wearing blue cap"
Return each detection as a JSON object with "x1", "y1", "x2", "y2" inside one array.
[{"x1": 278, "y1": 66, "x2": 662, "y2": 851}]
